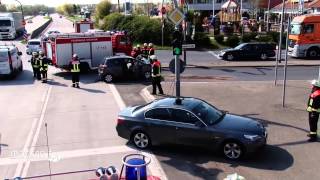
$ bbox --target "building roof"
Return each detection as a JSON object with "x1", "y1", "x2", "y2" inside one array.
[
  {"x1": 271, "y1": 0, "x2": 311, "y2": 13},
  {"x1": 308, "y1": 0, "x2": 320, "y2": 8}
]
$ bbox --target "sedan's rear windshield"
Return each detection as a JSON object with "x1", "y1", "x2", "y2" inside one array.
[
  {"x1": 0, "y1": 20, "x2": 11, "y2": 27},
  {"x1": 28, "y1": 41, "x2": 40, "y2": 45},
  {"x1": 0, "y1": 51, "x2": 8, "y2": 62}
]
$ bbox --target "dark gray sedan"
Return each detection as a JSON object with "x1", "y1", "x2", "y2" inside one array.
[{"x1": 116, "y1": 97, "x2": 267, "y2": 160}]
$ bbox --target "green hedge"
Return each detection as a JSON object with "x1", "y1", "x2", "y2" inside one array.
[
  {"x1": 225, "y1": 35, "x2": 240, "y2": 47},
  {"x1": 214, "y1": 34, "x2": 224, "y2": 44},
  {"x1": 100, "y1": 13, "x2": 174, "y2": 46},
  {"x1": 194, "y1": 32, "x2": 211, "y2": 47}
]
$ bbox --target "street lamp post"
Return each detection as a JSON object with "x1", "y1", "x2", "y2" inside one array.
[
  {"x1": 14, "y1": 0, "x2": 25, "y2": 22},
  {"x1": 266, "y1": 0, "x2": 271, "y2": 32}
]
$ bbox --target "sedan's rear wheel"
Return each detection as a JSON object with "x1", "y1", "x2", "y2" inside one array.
[
  {"x1": 104, "y1": 74, "x2": 113, "y2": 83},
  {"x1": 223, "y1": 142, "x2": 243, "y2": 160},
  {"x1": 260, "y1": 53, "x2": 268, "y2": 60},
  {"x1": 132, "y1": 131, "x2": 151, "y2": 149}
]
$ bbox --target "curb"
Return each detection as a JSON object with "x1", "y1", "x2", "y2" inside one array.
[
  {"x1": 140, "y1": 86, "x2": 155, "y2": 103},
  {"x1": 161, "y1": 62, "x2": 320, "y2": 69},
  {"x1": 30, "y1": 18, "x2": 52, "y2": 39}
]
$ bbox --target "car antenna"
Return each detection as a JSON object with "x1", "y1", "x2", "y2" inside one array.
[{"x1": 175, "y1": 98, "x2": 182, "y2": 105}]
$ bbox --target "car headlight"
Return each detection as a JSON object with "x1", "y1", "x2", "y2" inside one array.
[
  {"x1": 244, "y1": 134, "x2": 261, "y2": 141},
  {"x1": 220, "y1": 51, "x2": 226, "y2": 55}
]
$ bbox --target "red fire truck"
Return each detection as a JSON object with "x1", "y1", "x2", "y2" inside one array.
[{"x1": 42, "y1": 32, "x2": 132, "y2": 71}]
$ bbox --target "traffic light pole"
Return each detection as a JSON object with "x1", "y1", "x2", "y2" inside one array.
[{"x1": 173, "y1": 0, "x2": 181, "y2": 99}]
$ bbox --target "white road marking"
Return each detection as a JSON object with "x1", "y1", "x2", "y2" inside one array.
[
  {"x1": 109, "y1": 84, "x2": 168, "y2": 180},
  {"x1": 18, "y1": 86, "x2": 52, "y2": 178},
  {"x1": 108, "y1": 84, "x2": 126, "y2": 110},
  {"x1": 208, "y1": 51, "x2": 221, "y2": 59},
  {"x1": 0, "y1": 145, "x2": 136, "y2": 166},
  {"x1": 13, "y1": 118, "x2": 38, "y2": 177}
]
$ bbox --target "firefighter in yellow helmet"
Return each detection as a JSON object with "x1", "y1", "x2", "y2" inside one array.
[
  {"x1": 69, "y1": 54, "x2": 81, "y2": 88},
  {"x1": 306, "y1": 79, "x2": 320, "y2": 142},
  {"x1": 39, "y1": 51, "x2": 49, "y2": 83}
]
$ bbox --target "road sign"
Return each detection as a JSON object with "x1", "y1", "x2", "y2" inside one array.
[
  {"x1": 169, "y1": 58, "x2": 185, "y2": 74},
  {"x1": 182, "y1": 44, "x2": 195, "y2": 49},
  {"x1": 168, "y1": 8, "x2": 185, "y2": 26}
]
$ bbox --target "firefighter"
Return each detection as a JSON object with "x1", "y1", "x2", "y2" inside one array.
[
  {"x1": 136, "y1": 44, "x2": 142, "y2": 57},
  {"x1": 150, "y1": 55, "x2": 163, "y2": 95},
  {"x1": 148, "y1": 43, "x2": 155, "y2": 57},
  {"x1": 131, "y1": 47, "x2": 138, "y2": 58},
  {"x1": 69, "y1": 54, "x2": 81, "y2": 88},
  {"x1": 30, "y1": 51, "x2": 40, "y2": 79},
  {"x1": 307, "y1": 79, "x2": 320, "y2": 142},
  {"x1": 142, "y1": 43, "x2": 149, "y2": 58},
  {"x1": 39, "y1": 51, "x2": 49, "y2": 83}
]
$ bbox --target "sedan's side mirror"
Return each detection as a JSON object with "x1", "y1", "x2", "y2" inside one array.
[{"x1": 195, "y1": 121, "x2": 205, "y2": 128}]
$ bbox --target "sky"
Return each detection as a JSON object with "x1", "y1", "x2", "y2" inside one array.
[{"x1": 1, "y1": 0, "x2": 164, "y2": 7}]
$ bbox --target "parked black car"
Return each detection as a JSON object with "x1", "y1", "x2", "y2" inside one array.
[
  {"x1": 116, "y1": 97, "x2": 267, "y2": 160},
  {"x1": 98, "y1": 55, "x2": 151, "y2": 83},
  {"x1": 219, "y1": 42, "x2": 276, "y2": 61}
]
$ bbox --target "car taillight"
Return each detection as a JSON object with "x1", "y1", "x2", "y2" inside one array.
[{"x1": 117, "y1": 117, "x2": 125, "y2": 125}]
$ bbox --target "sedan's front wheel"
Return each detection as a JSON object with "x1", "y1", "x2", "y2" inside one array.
[
  {"x1": 104, "y1": 74, "x2": 113, "y2": 83},
  {"x1": 226, "y1": 53, "x2": 235, "y2": 61},
  {"x1": 223, "y1": 141, "x2": 243, "y2": 160},
  {"x1": 132, "y1": 131, "x2": 151, "y2": 149}
]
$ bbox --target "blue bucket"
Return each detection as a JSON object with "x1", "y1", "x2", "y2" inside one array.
[{"x1": 125, "y1": 158, "x2": 147, "y2": 180}]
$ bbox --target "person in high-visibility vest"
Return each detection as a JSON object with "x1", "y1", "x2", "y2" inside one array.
[
  {"x1": 39, "y1": 51, "x2": 49, "y2": 83},
  {"x1": 69, "y1": 54, "x2": 81, "y2": 88},
  {"x1": 307, "y1": 80, "x2": 320, "y2": 142},
  {"x1": 148, "y1": 43, "x2": 155, "y2": 57},
  {"x1": 141, "y1": 43, "x2": 149, "y2": 58},
  {"x1": 30, "y1": 51, "x2": 40, "y2": 79},
  {"x1": 150, "y1": 55, "x2": 163, "y2": 95}
]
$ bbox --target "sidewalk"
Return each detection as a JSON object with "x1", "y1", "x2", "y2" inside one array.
[{"x1": 141, "y1": 80, "x2": 320, "y2": 180}]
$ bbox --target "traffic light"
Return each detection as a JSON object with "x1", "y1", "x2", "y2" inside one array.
[{"x1": 172, "y1": 30, "x2": 182, "y2": 56}]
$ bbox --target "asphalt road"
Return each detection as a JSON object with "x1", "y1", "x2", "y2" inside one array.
[
  {"x1": 161, "y1": 66, "x2": 319, "y2": 82},
  {"x1": 1, "y1": 13, "x2": 319, "y2": 180},
  {"x1": 0, "y1": 14, "x2": 164, "y2": 180}
]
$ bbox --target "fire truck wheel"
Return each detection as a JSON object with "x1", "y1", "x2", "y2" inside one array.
[
  {"x1": 307, "y1": 47, "x2": 319, "y2": 59},
  {"x1": 104, "y1": 74, "x2": 113, "y2": 83}
]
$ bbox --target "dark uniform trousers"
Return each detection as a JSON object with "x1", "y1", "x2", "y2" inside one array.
[
  {"x1": 152, "y1": 76, "x2": 163, "y2": 94},
  {"x1": 72, "y1": 72, "x2": 80, "y2": 85},
  {"x1": 309, "y1": 112, "x2": 319, "y2": 136}
]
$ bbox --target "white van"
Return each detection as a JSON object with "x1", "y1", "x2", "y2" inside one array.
[
  {"x1": 26, "y1": 39, "x2": 42, "y2": 55},
  {"x1": 0, "y1": 45, "x2": 23, "y2": 77}
]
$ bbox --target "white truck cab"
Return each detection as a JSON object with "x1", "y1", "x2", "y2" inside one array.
[
  {"x1": 26, "y1": 39, "x2": 42, "y2": 55},
  {"x1": 0, "y1": 45, "x2": 23, "y2": 77}
]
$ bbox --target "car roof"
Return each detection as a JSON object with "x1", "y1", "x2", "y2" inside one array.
[
  {"x1": 0, "y1": 45, "x2": 16, "y2": 51},
  {"x1": 28, "y1": 39, "x2": 41, "y2": 42},
  {"x1": 148, "y1": 97, "x2": 203, "y2": 111},
  {"x1": 105, "y1": 55, "x2": 133, "y2": 60}
]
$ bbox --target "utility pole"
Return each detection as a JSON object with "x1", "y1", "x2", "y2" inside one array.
[
  {"x1": 266, "y1": 0, "x2": 271, "y2": 32},
  {"x1": 118, "y1": 0, "x2": 120, "y2": 13},
  {"x1": 275, "y1": 0, "x2": 286, "y2": 86},
  {"x1": 173, "y1": 0, "x2": 181, "y2": 99},
  {"x1": 161, "y1": 0, "x2": 165, "y2": 47},
  {"x1": 183, "y1": 2, "x2": 187, "y2": 65},
  {"x1": 282, "y1": 17, "x2": 290, "y2": 107}
]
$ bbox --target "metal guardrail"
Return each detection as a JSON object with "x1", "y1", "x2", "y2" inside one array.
[{"x1": 30, "y1": 18, "x2": 52, "y2": 39}]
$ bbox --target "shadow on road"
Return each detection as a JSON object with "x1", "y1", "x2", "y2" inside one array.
[
  {"x1": 241, "y1": 114, "x2": 309, "y2": 133},
  {"x1": 147, "y1": 143, "x2": 293, "y2": 179},
  {"x1": 53, "y1": 71, "x2": 100, "y2": 84},
  {"x1": 0, "y1": 70, "x2": 35, "y2": 86},
  {"x1": 78, "y1": 87, "x2": 105, "y2": 93}
]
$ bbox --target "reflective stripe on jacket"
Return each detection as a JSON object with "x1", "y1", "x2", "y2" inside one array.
[
  {"x1": 39, "y1": 57, "x2": 48, "y2": 71},
  {"x1": 151, "y1": 61, "x2": 161, "y2": 77},
  {"x1": 71, "y1": 62, "x2": 80, "y2": 72}
]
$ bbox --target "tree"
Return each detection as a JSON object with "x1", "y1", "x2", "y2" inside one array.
[
  {"x1": 62, "y1": 4, "x2": 73, "y2": 16},
  {"x1": 73, "y1": 4, "x2": 77, "y2": 15},
  {"x1": 95, "y1": 0, "x2": 112, "y2": 20},
  {"x1": 0, "y1": 4, "x2": 6, "y2": 12}
]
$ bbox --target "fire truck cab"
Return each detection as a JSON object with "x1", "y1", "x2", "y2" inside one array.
[
  {"x1": 74, "y1": 19, "x2": 94, "y2": 33},
  {"x1": 288, "y1": 14, "x2": 320, "y2": 58},
  {"x1": 42, "y1": 31, "x2": 132, "y2": 71}
]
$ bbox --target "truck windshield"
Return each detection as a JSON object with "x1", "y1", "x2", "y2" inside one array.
[
  {"x1": 290, "y1": 24, "x2": 302, "y2": 35},
  {"x1": 0, "y1": 20, "x2": 11, "y2": 27},
  {"x1": 0, "y1": 51, "x2": 8, "y2": 62}
]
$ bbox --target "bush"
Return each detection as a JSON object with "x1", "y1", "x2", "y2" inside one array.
[
  {"x1": 241, "y1": 33, "x2": 251, "y2": 43},
  {"x1": 257, "y1": 35, "x2": 273, "y2": 42},
  {"x1": 194, "y1": 32, "x2": 211, "y2": 47},
  {"x1": 214, "y1": 34, "x2": 224, "y2": 44},
  {"x1": 248, "y1": 32, "x2": 258, "y2": 40},
  {"x1": 266, "y1": 31, "x2": 280, "y2": 42},
  {"x1": 99, "y1": 13, "x2": 174, "y2": 46},
  {"x1": 225, "y1": 35, "x2": 240, "y2": 47}
]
